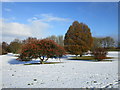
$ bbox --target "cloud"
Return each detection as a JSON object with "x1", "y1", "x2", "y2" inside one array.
[
  {"x1": 29, "y1": 20, "x2": 51, "y2": 38},
  {"x1": 1, "y1": 14, "x2": 70, "y2": 43},
  {"x1": 1, "y1": 19, "x2": 51, "y2": 43},
  {"x1": 4, "y1": 8, "x2": 11, "y2": 12},
  {"x1": 3, "y1": 22, "x2": 32, "y2": 37},
  {"x1": 29, "y1": 14, "x2": 71, "y2": 22}
]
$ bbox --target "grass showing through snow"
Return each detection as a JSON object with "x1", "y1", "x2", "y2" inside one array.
[
  {"x1": 24, "y1": 62, "x2": 63, "y2": 65},
  {"x1": 68, "y1": 56, "x2": 113, "y2": 62}
]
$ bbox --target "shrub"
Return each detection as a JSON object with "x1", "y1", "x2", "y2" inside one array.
[
  {"x1": 19, "y1": 39, "x2": 66, "y2": 64},
  {"x1": 91, "y1": 48, "x2": 108, "y2": 61}
]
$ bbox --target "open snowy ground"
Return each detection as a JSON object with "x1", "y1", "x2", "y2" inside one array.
[{"x1": 0, "y1": 51, "x2": 119, "y2": 88}]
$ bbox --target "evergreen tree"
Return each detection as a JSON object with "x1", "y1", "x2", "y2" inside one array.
[{"x1": 64, "y1": 21, "x2": 93, "y2": 57}]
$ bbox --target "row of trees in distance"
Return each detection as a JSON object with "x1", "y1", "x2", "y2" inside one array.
[{"x1": 1, "y1": 36, "x2": 118, "y2": 55}]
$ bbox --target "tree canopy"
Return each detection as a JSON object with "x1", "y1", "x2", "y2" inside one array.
[
  {"x1": 64, "y1": 21, "x2": 93, "y2": 56},
  {"x1": 19, "y1": 39, "x2": 66, "y2": 64}
]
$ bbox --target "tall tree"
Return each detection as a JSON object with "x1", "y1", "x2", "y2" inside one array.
[{"x1": 64, "y1": 21, "x2": 93, "y2": 57}]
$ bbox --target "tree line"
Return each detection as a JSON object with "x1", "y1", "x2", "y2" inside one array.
[{"x1": 1, "y1": 36, "x2": 118, "y2": 55}]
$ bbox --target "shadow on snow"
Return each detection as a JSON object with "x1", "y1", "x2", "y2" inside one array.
[{"x1": 8, "y1": 59, "x2": 40, "y2": 65}]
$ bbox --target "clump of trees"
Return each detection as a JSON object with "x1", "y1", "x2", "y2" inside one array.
[
  {"x1": 8, "y1": 39, "x2": 22, "y2": 54},
  {"x1": 0, "y1": 36, "x2": 65, "y2": 55},
  {"x1": 19, "y1": 39, "x2": 66, "y2": 64},
  {"x1": 92, "y1": 37, "x2": 115, "y2": 49},
  {"x1": 64, "y1": 21, "x2": 93, "y2": 57}
]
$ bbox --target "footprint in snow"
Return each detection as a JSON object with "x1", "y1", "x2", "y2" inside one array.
[
  {"x1": 33, "y1": 79, "x2": 37, "y2": 81},
  {"x1": 40, "y1": 82, "x2": 44, "y2": 84},
  {"x1": 93, "y1": 81, "x2": 97, "y2": 83},
  {"x1": 12, "y1": 74, "x2": 14, "y2": 76},
  {"x1": 106, "y1": 78, "x2": 108, "y2": 79},
  {"x1": 86, "y1": 82, "x2": 89, "y2": 84},
  {"x1": 28, "y1": 83, "x2": 30, "y2": 85}
]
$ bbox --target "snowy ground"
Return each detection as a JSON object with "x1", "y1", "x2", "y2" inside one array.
[{"x1": 0, "y1": 51, "x2": 119, "y2": 88}]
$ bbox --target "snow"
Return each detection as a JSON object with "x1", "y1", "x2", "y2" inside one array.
[{"x1": 0, "y1": 51, "x2": 119, "y2": 88}]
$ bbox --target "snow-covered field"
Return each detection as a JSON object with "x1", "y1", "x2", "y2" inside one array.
[{"x1": 0, "y1": 51, "x2": 119, "y2": 88}]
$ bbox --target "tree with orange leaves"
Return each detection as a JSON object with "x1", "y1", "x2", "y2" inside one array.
[
  {"x1": 64, "y1": 21, "x2": 93, "y2": 57},
  {"x1": 19, "y1": 39, "x2": 66, "y2": 64}
]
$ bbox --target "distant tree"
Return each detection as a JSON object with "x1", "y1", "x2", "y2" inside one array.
[
  {"x1": 92, "y1": 37, "x2": 115, "y2": 49},
  {"x1": 2, "y1": 42, "x2": 8, "y2": 54},
  {"x1": 57, "y1": 35, "x2": 64, "y2": 46},
  {"x1": 2, "y1": 42, "x2": 8, "y2": 51},
  {"x1": 46, "y1": 35, "x2": 64, "y2": 46},
  {"x1": 46, "y1": 35, "x2": 57, "y2": 42},
  {"x1": 104, "y1": 37, "x2": 115, "y2": 48},
  {"x1": 92, "y1": 37, "x2": 102, "y2": 49},
  {"x1": 19, "y1": 39, "x2": 66, "y2": 64},
  {"x1": 22, "y1": 37, "x2": 37, "y2": 44},
  {"x1": 8, "y1": 39, "x2": 22, "y2": 54},
  {"x1": 64, "y1": 21, "x2": 93, "y2": 57}
]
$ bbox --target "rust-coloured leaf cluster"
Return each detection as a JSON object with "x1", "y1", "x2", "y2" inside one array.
[
  {"x1": 19, "y1": 39, "x2": 66, "y2": 62},
  {"x1": 64, "y1": 21, "x2": 93, "y2": 56}
]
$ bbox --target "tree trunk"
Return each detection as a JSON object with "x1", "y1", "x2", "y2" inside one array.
[
  {"x1": 39, "y1": 56, "x2": 49, "y2": 64},
  {"x1": 40, "y1": 61, "x2": 43, "y2": 64},
  {"x1": 80, "y1": 54, "x2": 82, "y2": 57},
  {"x1": 76, "y1": 55, "x2": 78, "y2": 59},
  {"x1": 39, "y1": 56, "x2": 44, "y2": 64}
]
